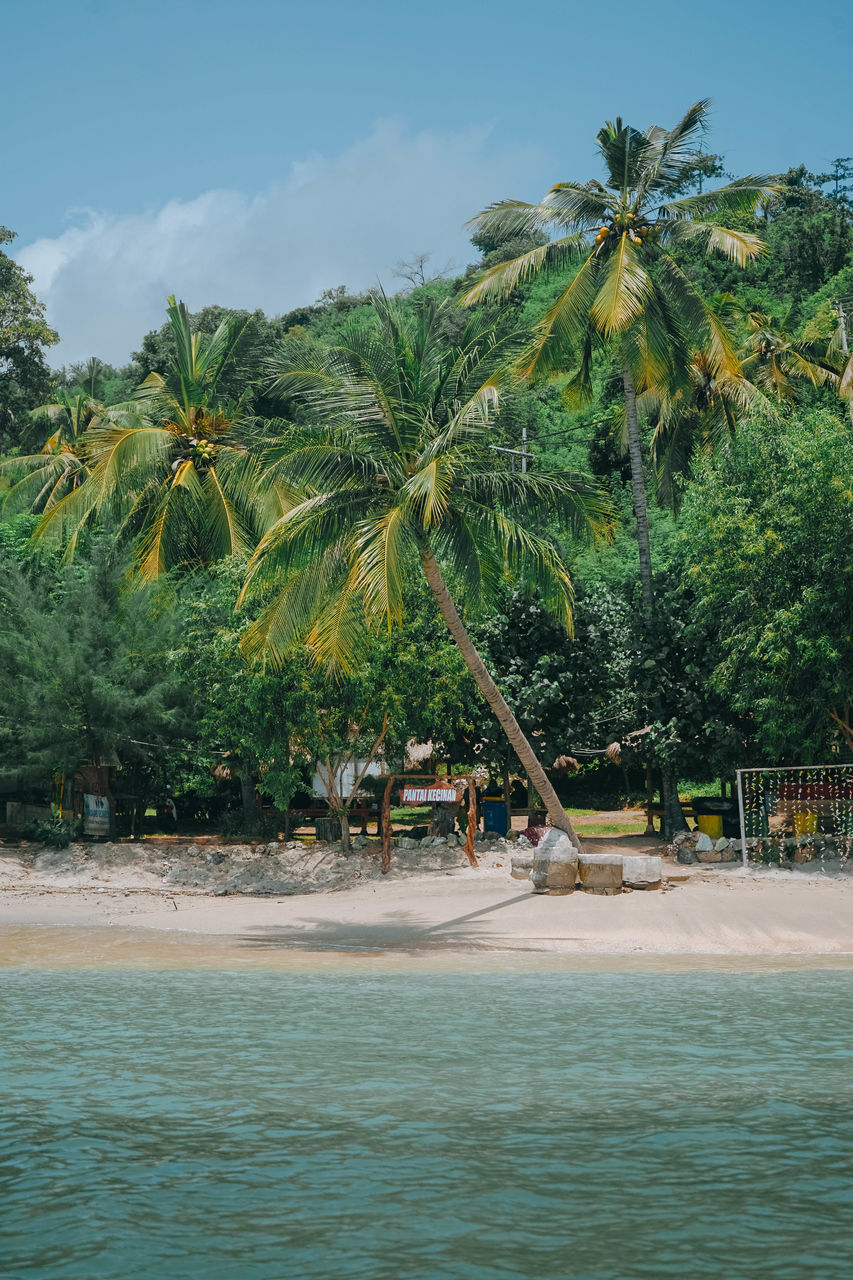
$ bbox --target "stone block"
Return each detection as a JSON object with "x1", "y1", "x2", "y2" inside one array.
[
  {"x1": 510, "y1": 850, "x2": 535, "y2": 880},
  {"x1": 695, "y1": 832, "x2": 714, "y2": 852},
  {"x1": 578, "y1": 852, "x2": 622, "y2": 894},
  {"x1": 529, "y1": 829, "x2": 578, "y2": 895},
  {"x1": 697, "y1": 848, "x2": 724, "y2": 863},
  {"x1": 621, "y1": 855, "x2": 662, "y2": 890}
]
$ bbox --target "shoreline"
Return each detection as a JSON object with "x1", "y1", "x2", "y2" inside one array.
[{"x1": 2, "y1": 836, "x2": 853, "y2": 969}]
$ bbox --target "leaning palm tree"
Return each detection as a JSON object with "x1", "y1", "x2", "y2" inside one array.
[
  {"x1": 462, "y1": 100, "x2": 775, "y2": 834},
  {"x1": 239, "y1": 293, "x2": 613, "y2": 845},
  {"x1": 35, "y1": 297, "x2": 260, "y2": 577}
]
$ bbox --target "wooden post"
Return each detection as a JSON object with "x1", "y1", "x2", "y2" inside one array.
[
  {"x1": 501, "y1": 760, "x2": 512, "y2": 831},
  {"x1": 464, "y1": 777, "x2": 479, "y2": 868},
  {"x1": 644, "y1": 763, "x2": 656, "y2": 836}
]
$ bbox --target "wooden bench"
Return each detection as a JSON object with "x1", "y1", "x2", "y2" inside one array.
[{"x1": 644, "y1": 803, "x2": 696, "y2": 836}]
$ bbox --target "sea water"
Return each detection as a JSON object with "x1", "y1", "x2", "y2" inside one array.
[{"x1": 1, "y1": 968, "x2": 852, "y2": 1279}]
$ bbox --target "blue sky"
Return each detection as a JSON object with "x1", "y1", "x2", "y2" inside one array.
[{"x1": 5, "y1": 0, "x2": 852, "y2": 363}]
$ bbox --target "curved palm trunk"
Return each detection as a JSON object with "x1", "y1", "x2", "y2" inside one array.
[
  {"x1": 622, "y1": 356, "x2": 685, "y2": 839},
  {"x1": 419, "y1": 545, "x2": 584, "y2": 851}
]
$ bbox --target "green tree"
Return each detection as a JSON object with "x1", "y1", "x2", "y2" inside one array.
[
  {"x1": 679, "y1": 410, "x2": 853, "y2": 760},
  {"x1": 35, "y1": 297, "x2": 263, "y2": 577},
  {"x1": 0, "y1": 227, "x2": 58, "y2": 447},
  {"x1": 240, "y1": 292, "x2": 611, "y2": 845},
  {"x1": 0, "y1": 390, "x2": 141, "y2": 517},
  {"x1": 463, "y1": 100, "x2": 773, "y2": 833},
  {"x1": 0, "y1": 538, "x2": 187, "y2": 812}
]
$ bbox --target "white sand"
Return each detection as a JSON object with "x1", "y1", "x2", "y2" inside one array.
[{"x1": 1, "y1": 835, "x2": 852, "y2": 964}]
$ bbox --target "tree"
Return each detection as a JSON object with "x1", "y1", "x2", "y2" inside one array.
[
  {"x1": 739, "y1": 307, "x2": 838, "y2": 402},
  {"x1": 0, "y1": 227, "x2": 58, "y2": 447},
  {"x1": 239, "y1": 292, "x2": 612, "y2": 845},
  {"x1": 679, "y1": 410, "x2": 853, "y2": 760},
  {"x1": 0, "y1": 390, "x2": 139, "y2": 517},
  {"x1": 0, "y1": 538, "x2": 187, "y2": 818},
  {"x1": 463, "y1": 100, "x2": 773, "y2": 833},
  {"x1": 35, "y1": 297, "x2": 263, "y2": 577}
]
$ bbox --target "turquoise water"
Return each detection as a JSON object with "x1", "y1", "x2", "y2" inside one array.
[{"x1": 1, "y1": 969, "x2": 852, "y2": 1279}]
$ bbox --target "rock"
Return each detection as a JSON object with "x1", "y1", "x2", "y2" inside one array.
[
  {"x1": 505, "y1": 829, "x2": 520, "y2": 843},
  {"x1": 697, "y1": 848, "x2": 724, "y2": 863},
  {"x1": 351, "y1": 835, "x2": 368, "y2": 850},
  {"x1": 729, "y1": 839, "x2": 743, "y2": 854},
  {"x1": 517, "y1": 834, "x2": 531, "y2": 849},
  {"x1": 577, "y1": 852, "x2": 622, "y2": 895},
  {"x1": 672, "y1": 830, "x2": 696, "y2": 846},
  {"x1": 510, "y1": 850, "x2": 535, "y2": 880},
  {"x1": 529, "y1": 829, "x2": 578, "y2": 895},
  {"x1": 395, "y1": 836, "x2": 418, "y2": 850},
  {"x1": 621, "y1": 855, "x2": 662, "y2": 890},
  {"x1": 482, "y1": 829, "x2": 503, "y2": 842},
  {"x1": 695, "y1": 832, "x2": 714, "y2": 852},
  {"x1": 714, "y1": 837, "x2": 730, "y2": 852},
  {"x1": 676, "y1": 847, "x2": 698, "y2": 864}
]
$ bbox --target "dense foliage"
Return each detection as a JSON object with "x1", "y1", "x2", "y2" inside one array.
[{"x1": 3, "y1": 109, "x2": 853, "y2": 830}]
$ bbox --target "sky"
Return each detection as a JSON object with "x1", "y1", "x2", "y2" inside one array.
[{"x1": 5, "y1": 0, "x2": 852, "y2": 366}]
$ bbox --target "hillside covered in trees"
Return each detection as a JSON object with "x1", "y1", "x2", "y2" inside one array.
[{"x1": 3, "y1": 106, "x2": 853, "y2": 837}]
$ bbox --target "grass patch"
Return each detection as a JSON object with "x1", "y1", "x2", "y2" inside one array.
[{"x1": 578, "y1": 822, "x2": 647, "y2": 837}]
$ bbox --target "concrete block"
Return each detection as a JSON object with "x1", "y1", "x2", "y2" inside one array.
[
  {"x1": 621, "y1": 855, "x2": 662, "y2": 890},
  {"x1": 510, "y1": 850, "x2": 535, "y2": 880},
  {"x1": 578, "y1": 852, "x2": 622, "y2": 894}
]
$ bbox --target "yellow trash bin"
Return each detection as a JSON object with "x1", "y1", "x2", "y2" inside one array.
[
  {"x1": 793, "y1": 810, "x2": 817, "y2": 836},
  {"x1": 696, "y1": 814, "x2": 723, "y2": 840}
]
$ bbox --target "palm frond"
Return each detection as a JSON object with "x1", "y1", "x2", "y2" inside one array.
[
  {"x1": 352, "y1": 506, "x2": 417, "y2": 627},
  {"x1": 656, "y1": 175, "x2": 777, "y2": 222},
  {"x1": 637, "y1": 100, "x2": 710, "y2": 194},
  {"x1": 661, "y1": 219, "x2": 766, "y2": 266},
  {"x1": 459, "y1": 233, "x2": 590, "y2": 307},
  {"x1": 521, "y1": 252, "x2": 602, "y2": 378},
  {"x1": 590, "y1": 234, "x2": 653, "y2": 336}
]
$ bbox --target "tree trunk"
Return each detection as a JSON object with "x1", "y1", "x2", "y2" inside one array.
[
  {"x1": 419, "y1": 544, "x2": 584, "y2": 851},
  {"x1": 622, "y1": 355, "x2": 685, "y2": 840},
  {"x1": 240, "y1": 771, "x2": 257, "y2": 833},
  {"x1": 621, "y1": 359, "x2": 655, "y2": 615}
]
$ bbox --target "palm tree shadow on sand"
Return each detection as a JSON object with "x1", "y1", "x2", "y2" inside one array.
[{"x1": 236, "y1": 892, "x2": 560, "y2": 953}]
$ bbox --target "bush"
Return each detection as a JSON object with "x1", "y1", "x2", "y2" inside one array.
[{"x1": 24, "y1": 808, "x2": 82, "y2": 848}]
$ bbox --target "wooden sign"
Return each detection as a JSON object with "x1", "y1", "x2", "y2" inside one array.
[{"x1": 401, "y1": 785, "x2": 462, "y2": 805}]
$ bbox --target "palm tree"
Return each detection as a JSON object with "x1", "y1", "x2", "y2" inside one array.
[
  {"x1": 644, "y1": 295, "x2": 772, "y2": 507},
  {"x1": 35, "y1": 297, "x2": 260, "y2": 576},
  {"x1": 463, "y1": 100, "x2": 773, "y2": 612},
  {"x1": 1, "y1": 390, "x2": 109, "y2": 516},
  {"x1": 740, "y1": 308, "x2": 838, "y2": 402},
  {"x1": 239, "y1": 293, "x2": 612, "y2": 845},
  {"x1": 463, "y1": 100, "x2": 774, "y2": 834}
]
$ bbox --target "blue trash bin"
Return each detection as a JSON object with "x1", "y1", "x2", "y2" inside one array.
[{"x1": 482, "y1": 797, "x2": 508, "y2": 835}]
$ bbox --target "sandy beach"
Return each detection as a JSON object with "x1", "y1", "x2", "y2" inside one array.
[{"x1": 2, "y1": 835, "x2": 852, "y2": 966}]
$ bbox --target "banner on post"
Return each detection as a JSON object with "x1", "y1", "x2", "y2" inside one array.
[{"x1": 83, "y1": 793, "x2": 110, "y2": 836}]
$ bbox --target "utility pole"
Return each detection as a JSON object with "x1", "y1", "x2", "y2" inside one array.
[{"x1": 838, "y1": 301, "x2": 849, "y2": 355}]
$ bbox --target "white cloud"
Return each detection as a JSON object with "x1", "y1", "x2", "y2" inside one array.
[{"x1": 16, "y1": 119, "x2": 545, "y2": 367}]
